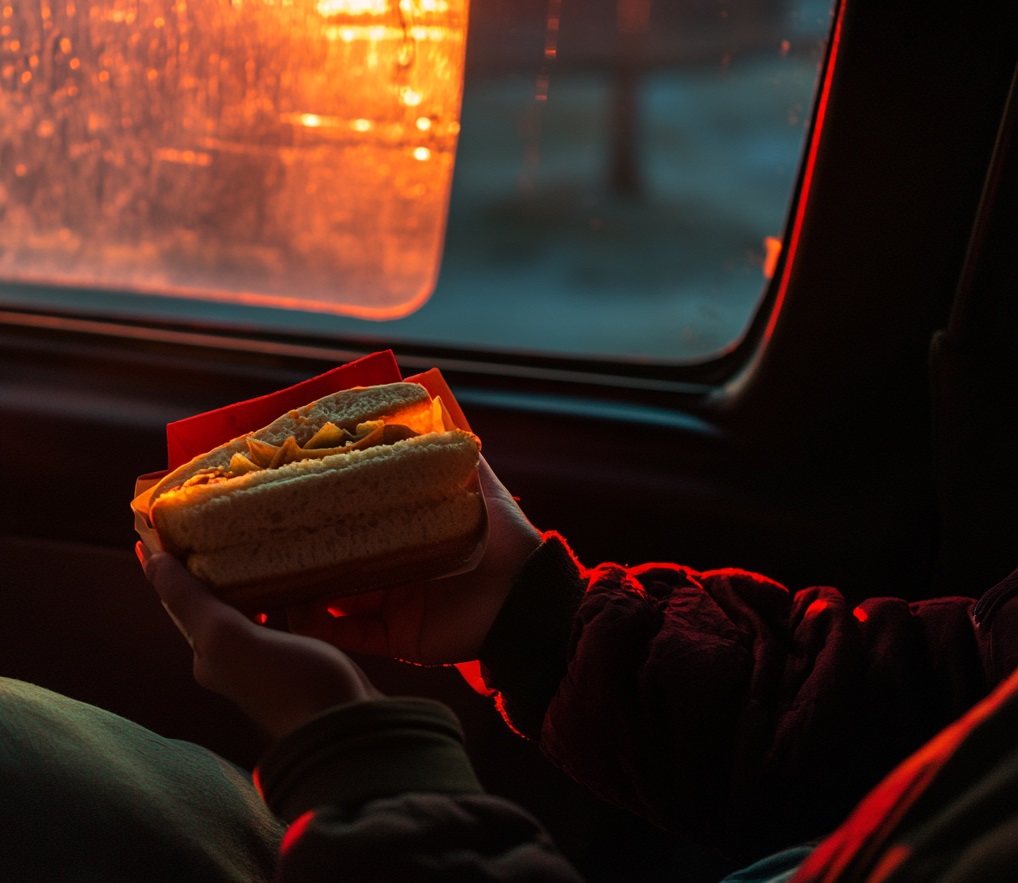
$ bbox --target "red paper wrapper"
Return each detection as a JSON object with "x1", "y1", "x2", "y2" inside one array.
[{"x1": 131, "y1": 350, "x2": 486, "y2": 608}]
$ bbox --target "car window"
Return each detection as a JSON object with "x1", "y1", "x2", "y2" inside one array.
[{"x1": 0, "y1": 0, "x2": 833, "y2": 365}]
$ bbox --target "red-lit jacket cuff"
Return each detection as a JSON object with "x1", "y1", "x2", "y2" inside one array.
[{"x1": 478, "y1": 531, "x2": 586, "y2": 741}]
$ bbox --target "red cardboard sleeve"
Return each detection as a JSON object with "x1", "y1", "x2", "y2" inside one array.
[{"x1": 131, "y1": 350, "x2": 484, "y2": 602}]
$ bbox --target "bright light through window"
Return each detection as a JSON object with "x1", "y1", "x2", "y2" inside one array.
[
  {"x1": 0, "y1": 0, "x2": 469, "y2": 319},
  {"x1": 0, "y1": 0, "x2": 833, "y2": 365}
]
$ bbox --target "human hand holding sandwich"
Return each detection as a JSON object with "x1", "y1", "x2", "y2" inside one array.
[
  {"x1": 287, "y1": 458, "x2": 543, "y2": 665},
  {"x1": 138, "y1": 544, "x2": 381, "y2": 741},
  {"x1": 138, "y1": 457, "x2": 539, "y2": 735}
]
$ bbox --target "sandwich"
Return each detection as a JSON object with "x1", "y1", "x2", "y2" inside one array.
[{"x1": 147, "y1": 381, "x2": 484, "y2": 611}]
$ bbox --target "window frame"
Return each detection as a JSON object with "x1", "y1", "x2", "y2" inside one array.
[{"x1": 1, "y1": 0, "x2": 1015, "y2": 596}]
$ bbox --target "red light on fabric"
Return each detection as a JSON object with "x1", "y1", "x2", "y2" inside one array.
[
  {"x1": 853, "y1": 606, "x2": 869, "y2": 623},
  {"x1": 795, "y1": 665, "x2": 1018, "y2": 880},
  {"x1": 251, "y1": 766, "x2": 264, "y2": 799},
  {"x1": 280, "y1": 810, "x2": 317, "y2": 856},
  {"x1": 455, "y1": 659, "x2": 496, "y2": 696},
  {"x1": 805, "y1": 598, "x2": 831, "y2": 618}
]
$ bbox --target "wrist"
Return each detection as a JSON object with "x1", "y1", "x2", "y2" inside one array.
[
  {"x1": 256, "y1": 697, "x2": 483, "y2": 823},
  {"x1": 479, "y1": 532, "x2": 586, "y2": 740}
]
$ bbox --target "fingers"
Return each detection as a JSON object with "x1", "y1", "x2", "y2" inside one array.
[
  {"x1": 476, "y1": 456, "x2": 516, "y2": 509},
  {"x1": 140, "y1": 549, "x2": 267, "y2": 696},
  {"x1": 139, "y1": 549, "x2": 230, "y2": 694},
  {"x1": 142, "y1": 550, "x2": 249, "y2": 643},
  {"x1": 475, "y1": 457, "x2": 541, "y2": 542},
  {"x1": 136, "y1": 547, "x2": 384, "y2": 739}
]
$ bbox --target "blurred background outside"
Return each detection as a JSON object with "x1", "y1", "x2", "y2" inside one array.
[{"x1": 0, "y1": 0, "x2": 834, "y2": 364}]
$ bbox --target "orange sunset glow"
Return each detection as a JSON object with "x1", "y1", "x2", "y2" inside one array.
[{"x1": 0, "y1": 0, "x2": 470, "y2": 318}]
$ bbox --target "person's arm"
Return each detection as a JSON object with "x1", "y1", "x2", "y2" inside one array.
[
  {"x1": 139, "y1": 548, "x2": 581, "y2": 883},
  {"x1": 479, "y1": 532, "x2": 995, "y2": 864},
  {"x1": 258, "y1": 698, "x2": 580, "y2": 882},
  {"x1": 282, "y1": 462, "x2": 1011, "y2": 864}
]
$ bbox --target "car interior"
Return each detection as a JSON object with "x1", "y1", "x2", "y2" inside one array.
[{"x1": 1, "y1": 0, "x2": 1016, "y2": 878}]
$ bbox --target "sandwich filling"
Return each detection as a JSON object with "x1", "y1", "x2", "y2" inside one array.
[
  {"x1": 174, "y1": 390, "x2": 455, "y2": 490},
  {"x1": 180, "y1": 420, "x2": 421, "y2": 488}
]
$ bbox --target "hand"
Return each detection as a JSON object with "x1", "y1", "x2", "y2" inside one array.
[
  {"x1": 138, "y1": 544, "x2": 381, "y2": 742},
  {"x1": 286, "y1": 457, "x2": 543, "y2": 665}
]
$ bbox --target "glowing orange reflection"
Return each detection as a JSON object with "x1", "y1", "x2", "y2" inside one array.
[
  {"x1": 762, "y1": 235, "x2": 782, "y2": 280},
  {"x1": 0, "y1": 0, "x2": 470, "y2": 318}
]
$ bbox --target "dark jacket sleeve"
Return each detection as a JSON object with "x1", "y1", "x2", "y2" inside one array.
[
  {"x1": 479, "y1": 532, "x2": 1015, "y2": 864},
  {"x1": 256, "y1": 697, "x2": 582, "y2": 882},
  {"x1": 793, "y1": 651, "x2": 1018, "y2": 882}
]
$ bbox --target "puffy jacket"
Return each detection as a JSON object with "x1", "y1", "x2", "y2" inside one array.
[
  {"x1": 260, "y1": 531, "x2": 1018, "y2": 878},
  {"x1": 480, "y1": 532, "x2": 1016, "y2": 864}
]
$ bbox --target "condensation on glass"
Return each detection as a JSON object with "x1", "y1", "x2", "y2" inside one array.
[{"x1": 0, "y1": 0, "x2": 469, "y2": 318}]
